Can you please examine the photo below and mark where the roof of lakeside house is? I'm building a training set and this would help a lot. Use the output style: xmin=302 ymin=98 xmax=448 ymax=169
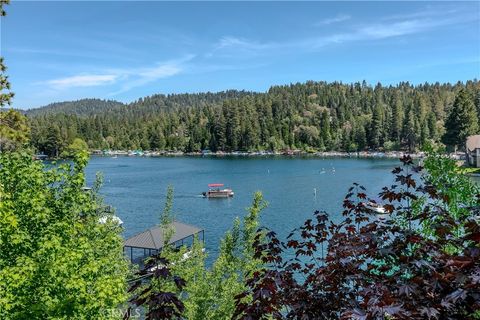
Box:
xmin=466 ymin=135 xmax=480 ymax=152
xmin=124 ymin=221 xmax=203 ymax=250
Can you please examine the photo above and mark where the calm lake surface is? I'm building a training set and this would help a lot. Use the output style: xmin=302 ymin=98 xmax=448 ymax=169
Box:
xmin=85 ymin=156 xmax=398 ymax=262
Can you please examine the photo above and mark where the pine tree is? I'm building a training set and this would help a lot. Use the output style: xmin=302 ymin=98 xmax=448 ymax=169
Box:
xmin=209 ymin=111 xmax=226 ymax=152
xmin=43 ymin=124 xmax=63 ymax=157
xmin=442 ymin=89 xmax=479 ymax=150
xmin=427 ymin=113 xmax=437 ymax=141
xmin=403 ymin=108 xmax=417 ymax=152
xmin=319 ymin=111 xmax=331 ymax=149
xmin=369 ymin=104 xmax=383 ymax=149
xmin=391 ymin=93 xmax=404 ymax=144
xmin=353 ymin=124 xmax=367 ymax=151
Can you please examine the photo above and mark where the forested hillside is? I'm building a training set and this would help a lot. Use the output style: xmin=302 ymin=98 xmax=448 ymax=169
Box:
xmin=26 ymin=91 xmax=253 ymax=117
xmin=25 ymin=99 xmax=125 ymax=116
xmin=28 ymin=81 xmax=480 ymax=156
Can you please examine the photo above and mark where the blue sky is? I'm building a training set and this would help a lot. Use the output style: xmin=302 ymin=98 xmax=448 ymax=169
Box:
xmin=2 ymin=1 xmax=479 ymax=109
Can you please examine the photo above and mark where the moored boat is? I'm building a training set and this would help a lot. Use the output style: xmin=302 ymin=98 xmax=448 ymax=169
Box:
xmin=363 ymin=201 xmax=390 ymax=220
xmin=203 ymin=183 xmax=234 ymax=198
xmin=365 ymin=201 xmax=386 ymax=214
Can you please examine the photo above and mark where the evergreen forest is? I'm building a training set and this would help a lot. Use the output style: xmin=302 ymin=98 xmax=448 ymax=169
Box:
xmin=26 ymin=80 xmax=480 ymax=156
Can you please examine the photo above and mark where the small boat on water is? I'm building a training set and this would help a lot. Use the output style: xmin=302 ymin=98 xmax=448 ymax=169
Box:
xmin=365 ymin=201 xmax=386 ymax=214
xmin=203 ymin=183 xmax=234 ymax=198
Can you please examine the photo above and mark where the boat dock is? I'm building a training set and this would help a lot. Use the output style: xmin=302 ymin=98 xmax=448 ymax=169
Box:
xmin=123 ymin=221 xmax=204 ymax=264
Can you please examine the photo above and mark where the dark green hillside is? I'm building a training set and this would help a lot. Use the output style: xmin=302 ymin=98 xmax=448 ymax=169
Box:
xmin=26 ymin=99 xmax=125 ymax=117
xmin=26 ymin=90 xmax=255 ymax=117
xmin=28 ymin=80 xmax=480 ymax=155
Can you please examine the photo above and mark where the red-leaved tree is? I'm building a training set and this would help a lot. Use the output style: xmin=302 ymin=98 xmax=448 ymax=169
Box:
xmin=234 ymin=156 xmax=480 ymax=319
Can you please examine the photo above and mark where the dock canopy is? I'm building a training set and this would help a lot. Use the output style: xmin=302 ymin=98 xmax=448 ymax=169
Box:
xmin=124 ymin=221 xmax=203 ymax=250
xmin=208 ymin=183 xmax=224 ymax=187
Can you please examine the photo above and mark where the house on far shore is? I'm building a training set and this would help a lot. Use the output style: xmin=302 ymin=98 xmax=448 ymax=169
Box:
xmin=466 ymin=135 xmax=480 ymax=168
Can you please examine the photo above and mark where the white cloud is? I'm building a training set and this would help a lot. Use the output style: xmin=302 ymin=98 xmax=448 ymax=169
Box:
xmin=45 ymin=55 xmax=194 ymax=93
xmin=47 ymin=74 xmax=118 ymax=89
xmin=315 ymin=14 xmax=351 ymax=26
xmin=210 ymin=7 xmax=478 ymax=55
xmin=137 ymin=64 xmax=181 ymax=79
xmin=108 ymin=55 xmax=195 ymax=95
xmin=306 ymin=19 xmax=436 ymax=47
xmin=357 ymin=19 xmax=448 ymax=40
xmin=381 ymin=6 xmax=461 ymax=22
xmin=208 ymin=36 xmax=273 ymax=57
xmin=216 ymin=36 xmax=251 ymax=49
xmin=214 ymin=11 xmax=454 ymax=54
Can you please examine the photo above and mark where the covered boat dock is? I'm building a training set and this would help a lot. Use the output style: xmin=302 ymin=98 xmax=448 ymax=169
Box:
xmin=124 ymin=221 xmax=204 ymax=264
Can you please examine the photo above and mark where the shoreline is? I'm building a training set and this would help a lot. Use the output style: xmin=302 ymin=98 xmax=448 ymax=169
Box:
xmin=90 ymin=150 xmax=427 ymax=159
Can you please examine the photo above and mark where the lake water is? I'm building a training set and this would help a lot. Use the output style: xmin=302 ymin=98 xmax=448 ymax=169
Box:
xmin=85 ymin=156 xmax=398 ymax=262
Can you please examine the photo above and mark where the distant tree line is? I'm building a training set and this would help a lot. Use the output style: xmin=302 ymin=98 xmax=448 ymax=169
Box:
xmin=26 ymin=80 xmax=480 ymax=156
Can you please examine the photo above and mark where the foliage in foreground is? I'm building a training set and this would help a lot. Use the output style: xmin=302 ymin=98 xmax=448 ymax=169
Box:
xmin=0 ymin=152 xmax=129 ymax=319
xmin=127 ymin=192 xmax=268 ymax=320
xmin=234 ymin=155 xmax=480 ymax=319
